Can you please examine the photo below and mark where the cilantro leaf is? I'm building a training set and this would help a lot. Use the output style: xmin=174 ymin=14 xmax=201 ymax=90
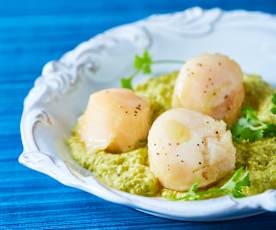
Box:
xmin=120 ymin=77 xmax=133 ymax=90
xmin=241 ymin=108 xmax=265 ymax=127
xmin=231 ymin=107 xmax=276 ymax=142
xmin=232 ymin=118 xmax=264 ymax=142
xmin=134 ymin=50 xmax=152 ymax=74
xmin=220 ymin=167 xmax=250 ymax=198
xmin=121 ymin=50 xmax=153 ymax=89
xmin=174 ymin=167 xmax=250 ymax=201
xmin=176 ymin=183 xmax=201 ymax=201
xmin=232 ymin=108 xmax=266 ymax=142
xmin=120 ymin=49 xmax=184 ymax=89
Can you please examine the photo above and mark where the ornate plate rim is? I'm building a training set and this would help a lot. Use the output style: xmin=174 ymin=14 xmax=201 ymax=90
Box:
xmin=19 ymin=7 xmax=276 ymax=221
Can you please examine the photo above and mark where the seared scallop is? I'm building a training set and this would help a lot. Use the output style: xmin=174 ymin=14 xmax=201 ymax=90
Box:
xmin=77 ymin=88 xmax=151 ymax=153
xmin=148 ymin=108 xmax=236 ymax=191
xmin=173 ymin=53 xmax=244 ymax=125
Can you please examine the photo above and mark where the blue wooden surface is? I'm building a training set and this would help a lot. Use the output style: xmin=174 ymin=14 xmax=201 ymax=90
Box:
xmin=1 ymin=0 xmax=276 ymax=229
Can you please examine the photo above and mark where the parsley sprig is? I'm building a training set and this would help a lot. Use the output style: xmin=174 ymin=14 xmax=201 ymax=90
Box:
xmin=121 ymin=50 xmax=183 ymax=89
xmin=173 ymin=167 xmax=250 ymax=201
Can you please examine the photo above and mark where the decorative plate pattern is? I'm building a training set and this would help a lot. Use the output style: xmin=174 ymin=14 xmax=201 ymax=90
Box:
xmin=19 ymin=7 xmax=276 ymax=221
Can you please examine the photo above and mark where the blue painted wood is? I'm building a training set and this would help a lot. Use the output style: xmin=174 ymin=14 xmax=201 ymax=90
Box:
xmin=1 ymin=0 xmax=276 ymax=228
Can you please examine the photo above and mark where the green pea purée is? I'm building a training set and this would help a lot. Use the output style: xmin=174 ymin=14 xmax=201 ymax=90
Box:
xmin=67 ymin=72 xmax=276 ymax=198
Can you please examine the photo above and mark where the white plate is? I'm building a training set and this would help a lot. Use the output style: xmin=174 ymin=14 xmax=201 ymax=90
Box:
xmin=19 ymin=7 xmax=276 ymax=221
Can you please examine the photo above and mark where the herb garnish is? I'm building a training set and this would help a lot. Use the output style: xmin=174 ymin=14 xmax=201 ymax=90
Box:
xmin=231 ymin=105 xmax=276 ymax=142
xmin=121 ymin=50 xmax=183 ymax=89
xmin=170 ymin=167 xmax=250 ymax=201
xmin=220 ymin=167 xmax=250 ymax=198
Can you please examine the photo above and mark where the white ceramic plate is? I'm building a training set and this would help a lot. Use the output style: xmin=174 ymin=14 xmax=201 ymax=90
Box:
xmin=19 ymin=7 xmax=276 ymax=221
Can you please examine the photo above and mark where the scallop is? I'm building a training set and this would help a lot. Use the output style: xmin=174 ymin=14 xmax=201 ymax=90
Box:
xmin=148 ymin=108 xmax=236 ymax=191
xmin=77 ymin=88 xmax=151 ymax=153
xmin=173 ymin=53 xmax=245 ymax=125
